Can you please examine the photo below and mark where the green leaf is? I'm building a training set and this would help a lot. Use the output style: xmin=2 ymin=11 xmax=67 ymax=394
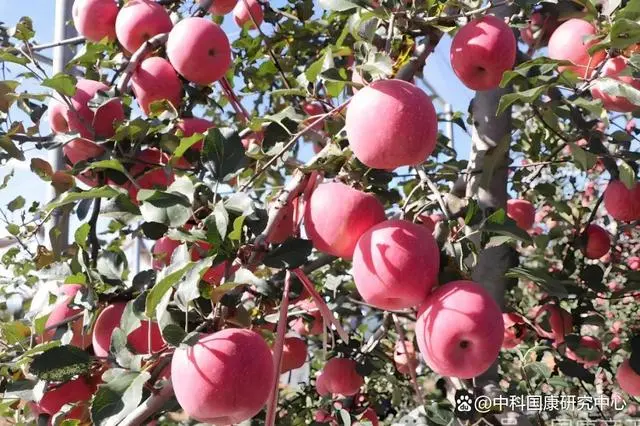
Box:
xmin=610 ymin=18 xmax=640 ymax=48
xmin=30 ymin=346 xmax=91 ymax=382
xmin=595 ymin=77 xmax=640 ymax=107
xmin=483 ymin=217 xmax=533 ymax=244
xmin=228 ymin=215 xmax=245 ymax=241
xmin=41 ymin=73 xmax=77 ymax=97
xmin=0 ymin=135 xmax=25 ymax=161
xmin=161 ymin=324 xmax=186 ymax=346
xmin=46 ymin=186 xmax=123 ymax=210
xmin=138 ymin=189 xmax=190 ymax=208
xmin=569 ymin=143 xmax=597 ymax=171
xmin=0 ymin=50 xmax=29 ymax=65
xmin=90 ymin=370 xmax=151 ymax=426
xmin=172 ymin=134 xmax=203 ymax=158
xmin=9 ymin=17 xmax=35 ymax=42
xmin=497 ymin=86 xmax=548 ymax=115
xmin=523 ymin=361 xmax=551 ymax=379
xmin=74 ymin=223 xmax=90 ymax=250
xmin=7 ymin=195 xmax=25 ymax=212
xmin=619 ymin=161 xmax=636 ymax=190
xmin=263 ymin=238 xmax=313 ymax=269
xmin=318 ymin=0 xmax=357 ymax=10
xmin=0 ymin=321 xmax=31 ymax=345
xmin=145 ymin=265 xmax=191 ymax=318
xmin=89 ymin=159 xmax=124 ymax=173
xmin=506 ymin=267 xmax=569 ymax=299
xmin=201 ymin=128 xmax=246 ymax=182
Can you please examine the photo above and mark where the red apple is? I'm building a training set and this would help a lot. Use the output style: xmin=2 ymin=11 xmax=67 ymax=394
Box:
xmin=582 ymin=224 xmax=610 ymax=259
xmin=520 ymin=12 xmax=558 ymax=48
xmin=316 ymin=358 xmax=364 ymax=396
xmin=304 ymin=181 xmax=386 ymax=259
xmin=268 ymin=200 xmax=296 ymax=244
xmin=115 ymin=0 xmax=173 ymax=53
xmin=38 ymin=376 xmax=93 ymax=420
xmin=565 ymin=336 xmax=603 ymax=368
xmin=548 ymin=19 xmax=605 ymax=79
xmin=415 ymin=280 xmax=504 ymax=379
xmin=127 ymin=148 xmax=175 ymax=202
xmin=627 ymin=256 xmax=640 ymax=271
xmin=352 ymin=219 xmax=440 ymax=310
xmin=279 ymin=337 xmax=307 ymax=373
xmin=617 ymin=359 xmax=640 ymax=396
xmin=450 ymin=15 xmax=516 ymax=90
xmin=63 ymin=138 xmax=105 ymax=165
xmin=345 ymin=79 xmax=437 ymax=170
xmin=131 ymin=57 xmax=183 ymax=115
xmin=502 ymin=312 xmax=528 ymax=349
xmin=533 ymin=303 xmax=572 ymax=343
xmin=190 ymin=240 xmax=235 ymax=285
xmin=152 ymin=236 xmax=181 ymax=270
xmin=290 ymin=299 xmax=323 ymax=336
xmin=394 ymin=340 xmax=417 ymax=375
xmin=591 ymin=57 xmax=640 ymax=112
xmin=92 ymin=301 xmax=165 ymax=357
xmin=166 ymin=17 xmax=231 ymax=86
xmin=44 ymin=285 xmax=91 ymax=349
xmin=506 ymin=199 xmax=535 ymax=230
xmin=233 ymin=0 xmax=264 ymax=29
xmin=171 ymin=328 xmax=274 ymax=424
xmin=201 ymin=0 xmax=237 ymax=15
xmin=604 ymin=180 xmax=640 ymax=222
xmin=72 ymin=0 xmax=118 ymax=42
xmin=302 ymin=102 xmax=325 ymax=131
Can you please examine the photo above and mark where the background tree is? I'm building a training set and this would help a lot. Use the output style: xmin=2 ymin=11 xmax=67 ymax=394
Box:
xmin=0 ymin=0 xmax=639 ymax=425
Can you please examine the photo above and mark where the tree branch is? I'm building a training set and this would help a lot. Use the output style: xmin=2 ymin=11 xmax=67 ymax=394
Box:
xmin=115 ymin=33 xmax=170 ymax=94
xmin=119 ymin=381 xmax=175 ymax=426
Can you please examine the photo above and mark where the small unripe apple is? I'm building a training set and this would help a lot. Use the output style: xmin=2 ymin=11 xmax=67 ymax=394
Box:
xmin=506 ymin=199 xmax=535 ymax=230
xmin=171 ymin=328 xmax=274 ymax=424
xmin=548 ymin=19 xmax=605 ymax=78
xmin=166 ymin=17 xmax=231 ymax=86
xmin=304 ymin=181 xmax=386 ymax=259
xmin=502 ymin=312 xmax=528 ymax=349
xmin=72 ymin=0 xmax=118 ymax=42
xmin=604 ymin=180 xmax=640 ymax=222
xmin=131 ymin=57 xmax=183 ymax=115
xmin=617 ymin=359 xmax=640 ymax=396
xmin=533 ymin=303 xmax=572 ymax=343
xmin=591 ymin=57 xmax=640 ymax=112
xmin=38 ymin=376 xmax=93 ymax=420
xmin=279 ymin=337 xmax=307 ymax=373
xmin=582 ymin=224 xmax=610 ymax=259
xmin=415 ymin=280 xmax=504 ymax=379
xmin=450 ymin=15 xmax=516 ymax=90
xmin=233 ymin=0 xmax=264 ymax=29
xmin=44 ymin=285 xmax=92 ymax=349
xmin=92 ymin=302 xmax=165 ymax=357
xmin=115 ymin=0 xmax=173 ymax=53
xmin=394 ymin=340 xmax=417 ymax=375
xmin=565 ymin=336 xmax=603 ymax=368
xmin=316 ymin=358 xmax=364 ymax=396
xmin=290 ymin=299 xmax=323 ymax=336
xmin=353 ymin=219 xmax=440 ymax=310
xmin=345 ymin=79 xmax=437 ymax=170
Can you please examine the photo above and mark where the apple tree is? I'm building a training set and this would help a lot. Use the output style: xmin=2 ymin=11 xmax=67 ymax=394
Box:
xmin=0 ymin=0 xmax=639 ymax=424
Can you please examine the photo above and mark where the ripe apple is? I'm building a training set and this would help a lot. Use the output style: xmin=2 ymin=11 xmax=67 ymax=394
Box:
xmin=268 ymin=200 xmax=296 ymax=244
xmin=38 ymin=376 xmax=93 ymax=420
xmin=173 ymin=117 xmax=214 ymax=168
xmin=44 ymin=285 xmax=92 ymax=349
xmin=290 ymin=299 xmax=323 ymax=336
xmin=171 ymin=328 xmax=274 ymax=424
xmin=617 ymin=359 xmax=640 ymax=396
xmin=450 ymin=15 xmax=516 ymax=90
xmin=199 ymin=0 xmax=237 ymax=15
xmin=316 ymin=358 xmax=364 ymax=396
xmin=63 ymin=138 xmax=105 ymax=166
xmin=190 ymin=240 xmax=235 ymax=285
xmin=304 ymin=181 xmax=386 ymax=259
xmin=394 ymin=340 xmax=417 ymax=375
xmin=355 ymin=408 xmax=379 ymax=426
xmin=166 ymin=17 xmax=231 ymax=86
xmin=533 ymin=303 xmax=572 ymax=343
xmin=48 ymin=79 xmax=125 ymax=139
xmin=115 ymin=0 xmax=173 ymax=53
xmin=604 ymin=180 xmax=640 ymax=222
xmin=415 ymin=280 xmax=504 ymax=378
xmin=502 ymin=312 xmax=528 ymax=349
xmin=92 ymin=301 xmax=165 ymax=357
xmin=233 ymin=0 xmax=264 ymax=29
xmin=520 ymin=12 xmax=558 ymax=49
xmin=130 ymin=57 xmax=183 ymax=115
xmin=582 ymin=224 xmax=610 ymax=259
xmin=591 ymin=57 xmax=640 ymax=112
xmin=72 ymin=0 xmax=118 ymax=42
xmin=345 ymin=79 xmax=437 ymax=169
xmin=314 ymin=409 xmax=336 ymax=423
xmin=565 ymin=336 xmax=603 ymax=368
xmin=302 ymin=101 xmax=325 ymax=131
xmin=627 ymin=256 xmax=640 ymax=271
xmin=126 ymin=148 xmax=175 ymax=202
xmin=506 ymin=199 xmax=535 ymax=230
xmin=548 ymin=19 xmax=605 ymax=78
xmin=352 ymin=219 xmax=440 ymax=310
xmin=279 ymin=336 xmax=307 ymax=373
xmin=151 ymin=236 xmax=181 ymax=270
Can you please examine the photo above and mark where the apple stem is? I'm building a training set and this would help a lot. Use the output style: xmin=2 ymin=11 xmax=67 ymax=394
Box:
xmin=293 ymin=268 xmax=349 ymax=343
xmin=264 ymin=270 xmax=292 ymax=426
xmin=392 ymin=313 xmax=425 ymax=406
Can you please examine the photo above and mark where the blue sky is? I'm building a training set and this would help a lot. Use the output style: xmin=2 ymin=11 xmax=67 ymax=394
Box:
xmin=0 ymin=1 xmax=474 ymax=241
